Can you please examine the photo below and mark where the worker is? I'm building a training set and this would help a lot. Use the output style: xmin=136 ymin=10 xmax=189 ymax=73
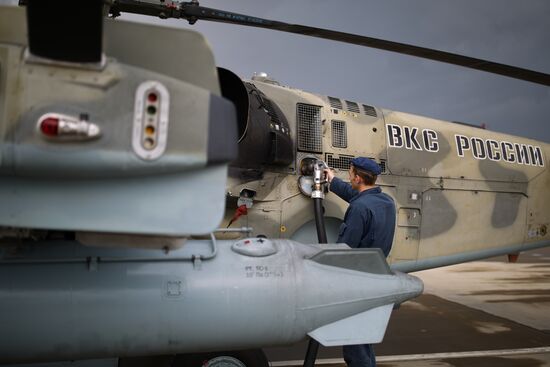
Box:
xmin=324 ymin=157 xmax=396 ymax=367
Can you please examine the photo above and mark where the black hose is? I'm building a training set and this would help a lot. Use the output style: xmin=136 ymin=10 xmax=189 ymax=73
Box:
xmin=313 ymin=198 xmax=328 ymax=244
xmin=303 ymin=197 xmax=328 ymax=367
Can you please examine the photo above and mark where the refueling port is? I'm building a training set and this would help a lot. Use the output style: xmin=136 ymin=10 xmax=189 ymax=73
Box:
xmin=227 ymin=189 xmax=257 ymax=228
xmin=298 ymin=157 xmax=328 ymax=198
xmin=300 ymin=157 xmax=317 ymax=176
xmin=312 ymin=160 xmax=328 ymax=199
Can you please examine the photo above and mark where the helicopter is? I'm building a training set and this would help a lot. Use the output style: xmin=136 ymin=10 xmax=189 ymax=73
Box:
xmin=215 ymin=67 xmax=549 ymax=272
xmin=0 ymin=1 xmax=548 ymax=367
xmin=129 ymin=1 xmax=550 ymax=271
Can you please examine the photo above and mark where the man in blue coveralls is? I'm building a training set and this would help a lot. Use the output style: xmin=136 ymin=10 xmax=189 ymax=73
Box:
xmin=324 ymin=157 xmax=396 ymax=367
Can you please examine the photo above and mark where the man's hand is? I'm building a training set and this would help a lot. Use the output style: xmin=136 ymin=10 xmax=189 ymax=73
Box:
xmin=324 ymin=168 xmax=335 ymax=183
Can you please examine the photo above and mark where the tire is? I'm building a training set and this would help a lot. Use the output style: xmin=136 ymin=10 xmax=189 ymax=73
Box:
xmin=171 ymin=349 xmax=268 ymax=367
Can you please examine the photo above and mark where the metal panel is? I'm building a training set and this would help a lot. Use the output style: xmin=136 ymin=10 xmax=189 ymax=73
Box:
xmin=309 ymin=248 xmax=391 ymax=275
xmin=296 ymin=103 xmax=322 ymax=153
xmin=0 ymin=166 xmax=229 ymax=236
xmin=104 ymin=18 xmax=220 ymax=94
xmin=398 ymin=208 xmax=421 ymax=227
xmin=419 ymin=189 xmax=528 ymax=257
xmin=309 ymin=304 xmax=393 ymax=346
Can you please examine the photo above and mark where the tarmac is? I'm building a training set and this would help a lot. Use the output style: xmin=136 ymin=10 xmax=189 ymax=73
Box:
xmin=265 ymin=247 xmax=550 ymax=367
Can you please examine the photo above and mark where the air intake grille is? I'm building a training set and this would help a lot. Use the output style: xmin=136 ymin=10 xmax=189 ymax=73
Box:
xmin=331 ymin=120 xmax=347 ymax=148
xmin=362 ymin=104 xmax=377 ymax=117
xmin=326 ymin=154 xmax=387 ymax=174
xmin=326 ymin=154 xmax=354 ymax=170
xmin=297 ymin=103 xmax=322 ymax=153
xmin=346 ymin=100 xmax=360 ymax=113
xmin=328 ymin=96 xmax=343 ymax=110
xmin=379 ymin=159 xmax=386 ymax=174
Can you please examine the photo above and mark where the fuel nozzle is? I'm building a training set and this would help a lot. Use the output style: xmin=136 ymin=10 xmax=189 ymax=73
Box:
xmin=298 ymin=157 xmax=328 ymax=198
xmin=312 ymin=160 xmax=328 ymax=199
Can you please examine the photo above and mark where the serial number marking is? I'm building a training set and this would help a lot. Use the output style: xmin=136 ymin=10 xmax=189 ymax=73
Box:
xmin=244 ymin=265 xmax=284 ymax=279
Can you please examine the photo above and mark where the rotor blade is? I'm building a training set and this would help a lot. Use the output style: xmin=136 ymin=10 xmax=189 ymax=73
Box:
xmin=110 ymin=1 xmax=550 ymax=86
xmin=182 ymin=5 xmax=550 ymax=86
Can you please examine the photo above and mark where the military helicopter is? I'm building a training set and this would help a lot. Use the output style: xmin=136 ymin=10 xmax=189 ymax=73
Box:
xmin=166 ymin=2 xmax=549 ymax=272
xmin=218 ymin=66 xmax=549 ymax=272
xmin=0 ymin=1 xmax=548 ymax=367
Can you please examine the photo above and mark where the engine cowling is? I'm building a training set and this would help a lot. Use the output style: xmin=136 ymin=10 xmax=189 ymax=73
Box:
xmin=218 ymin=68 xmax=293 ymax=170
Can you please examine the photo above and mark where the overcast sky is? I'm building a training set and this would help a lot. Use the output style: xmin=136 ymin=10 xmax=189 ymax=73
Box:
xmin=4 ymin=0 xmax=548 ymax=143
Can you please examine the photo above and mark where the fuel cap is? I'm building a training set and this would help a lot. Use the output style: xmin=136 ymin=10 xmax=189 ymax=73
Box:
xmin=232 ymin=238 xmax=277 ymax=257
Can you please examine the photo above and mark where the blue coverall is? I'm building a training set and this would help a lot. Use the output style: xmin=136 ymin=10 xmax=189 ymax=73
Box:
xmin=329 ymin=177 xmax=396 ymax=367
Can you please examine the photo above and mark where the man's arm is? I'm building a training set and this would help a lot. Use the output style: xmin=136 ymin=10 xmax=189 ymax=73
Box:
xmin=328 ymin=177 xmax=357 ymax=202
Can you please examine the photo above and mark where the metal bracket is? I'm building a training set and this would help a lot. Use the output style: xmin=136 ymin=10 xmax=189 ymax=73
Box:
xmin=192 ymin=255 xmax=202 ymax=270
xmin=87 ymin=256 xmax=99 ymax=271
xmin=214 ymin=227 xmax=254 ymax=234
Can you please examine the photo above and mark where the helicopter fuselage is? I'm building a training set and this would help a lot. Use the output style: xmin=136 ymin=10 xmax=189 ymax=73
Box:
xmin=222 ymin=76 xmax=550 ymax=272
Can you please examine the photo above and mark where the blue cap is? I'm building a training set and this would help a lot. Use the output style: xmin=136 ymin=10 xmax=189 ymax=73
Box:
xmin=351 ymin=157 xmax=382 ymax=175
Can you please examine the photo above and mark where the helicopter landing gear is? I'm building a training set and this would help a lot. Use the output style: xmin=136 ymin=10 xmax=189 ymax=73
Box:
xmin=171 ymin=349 xmax=268 ymax=367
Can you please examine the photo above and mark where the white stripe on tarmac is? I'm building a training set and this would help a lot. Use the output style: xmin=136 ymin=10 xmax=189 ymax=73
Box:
xmin=269 ymin=346 xmax=550 ymax=366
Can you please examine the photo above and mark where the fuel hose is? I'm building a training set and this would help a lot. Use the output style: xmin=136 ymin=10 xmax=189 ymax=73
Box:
xmin=313 ymin=198 xmax=328 ymax=243
xmin=304 ymin=182 xmax=328 ymax=367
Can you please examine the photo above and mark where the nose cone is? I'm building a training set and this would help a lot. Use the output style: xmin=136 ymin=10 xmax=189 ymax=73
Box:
xmin=395 ymin=271 xmax=424 ymax=304
xmin=407 ymin=273 xmax=424 ymax=296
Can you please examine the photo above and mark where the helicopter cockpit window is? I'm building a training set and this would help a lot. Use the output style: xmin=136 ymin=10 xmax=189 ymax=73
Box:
xmin=296 ymin=103 xmax=322 ymax=153
xmin=331 ymin=120 xmax=347 ymax=148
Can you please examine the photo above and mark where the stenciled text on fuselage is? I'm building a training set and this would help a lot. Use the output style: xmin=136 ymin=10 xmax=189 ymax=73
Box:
xmin=386 ymin=124 xmax=545 ymax=167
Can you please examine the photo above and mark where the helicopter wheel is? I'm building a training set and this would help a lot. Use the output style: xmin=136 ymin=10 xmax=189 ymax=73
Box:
xmin=171 ymin=349 xmax=268 ymax=367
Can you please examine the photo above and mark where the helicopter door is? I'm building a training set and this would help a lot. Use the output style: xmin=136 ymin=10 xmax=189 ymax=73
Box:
xmin=389 ymin=206 xmax=421 ymax=262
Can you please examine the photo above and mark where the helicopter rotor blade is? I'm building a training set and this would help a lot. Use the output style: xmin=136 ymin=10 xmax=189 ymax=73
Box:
xmin=110 ymin=1 xmax=550 ymax=86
